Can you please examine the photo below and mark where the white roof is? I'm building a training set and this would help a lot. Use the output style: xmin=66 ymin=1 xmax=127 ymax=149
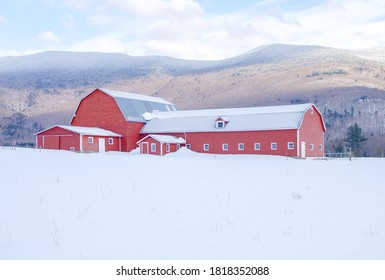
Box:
xmin=137 ymin=134 xmax=186 ymax=144
xmin=142 ymin=103 xmax=319 ymax=133
xmin=100 ymin=88 xmax=174 ymax=105
xmin=38 ymin=125 xmax=122 ymax=137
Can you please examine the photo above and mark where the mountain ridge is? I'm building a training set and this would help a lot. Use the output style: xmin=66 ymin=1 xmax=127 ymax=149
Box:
xmin=1 ymin=43 xmax=385 ymax=155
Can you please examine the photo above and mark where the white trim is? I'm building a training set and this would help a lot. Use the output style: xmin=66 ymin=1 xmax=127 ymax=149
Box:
xmin=296 ymin=129 xmax=300 ymax=157
xmin=151 ymin=143 xmax=156 ymax=153
xmin=222 ymin=143 xmax=228 ymax=151
xmin=310 ymin=144 xmax=314 ymax=150
xmin=186 ymin=144 xmax=191 ymax=149
xmin=166 ymin=143 xmax=170 ymax=153
xmin=203 ymin=144 xmax=209 ymax=151
xmin=88 ymin=136 xmax=94 ymax=144
xmin=80 ymin=134 xmax=83 ymax=152
xmin=108 ymin=138 xmax=113 ymax=145
xmin=271 ymin=142 xmax=277 ymax=150
xmin=238 ymin=143 xmax=244 ymax=151
xmin=254 ymin=143 xmax=261 ymax=151
xmin=288 ymin=142 xmax=294 ymax=150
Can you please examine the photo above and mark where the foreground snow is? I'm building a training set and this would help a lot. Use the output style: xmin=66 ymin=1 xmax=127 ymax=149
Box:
xmin=0 ymin=147 xmax=384 ymax=259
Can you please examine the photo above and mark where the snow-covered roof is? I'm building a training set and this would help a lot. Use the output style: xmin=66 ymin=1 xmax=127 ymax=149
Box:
xmin=36 ymin=125 xmax=122 ymax=137
xmin=142 ymin=103 xmax=318 ymax=133
xmin=137 ymin=134 xmax=186 ymax=144
xmin=93 ymin=88 xmax=176 ymax=123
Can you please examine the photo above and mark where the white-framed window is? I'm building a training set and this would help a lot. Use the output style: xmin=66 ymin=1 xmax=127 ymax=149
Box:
xmin=88 ymin=137 xmax=94 ymax=144
xmin=216 ymin=121 xmax=225 ymax=128
xmin=238 ymin=143 xmax=244 ymax=150
xmin=70 ymin=147 xmax=75 ymax=151
xmin=254 ymin=143 xmax=261 ymax=150
xmin=288 ymin=142 xmax=294 ymax=150
xmin=310 ymin=107 xmax=314 ymax=114
xmin=310 ymin=144 xmax=314 ymax=150
xmin=203 ymin=144 xmax=209 ymax=151
xmin=166 ymin=143 xmax=170 ymax=152
xmin=108 ymin=138 xmax=113 ymax=145
xmin=222 ymin=143 xmax=228 ymax=151
xmin=176 ymin=144 xmax=181 ymax=150
xmin=271 ymin=142 xmax=277 ymax=150
xmin=151 ymin=143 xmax=156 ymax=152
xmin=319 ymin=144 xmax=323 ymax=151
xmin=186 ymin=144 xmax=191 ymax=149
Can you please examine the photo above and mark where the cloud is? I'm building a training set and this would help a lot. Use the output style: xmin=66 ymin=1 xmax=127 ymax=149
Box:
xmin=87 ymin=14 xmax=113 ymax=26
xmin=62 ymin=14 xmax=76 ymax=29
xmin=37 ymin=31 xmax=61 ymax=43
xmin=106 ymin=0 xmax=203 ymax=17
xmin=0 ymin=15 xmax=7 ymax=24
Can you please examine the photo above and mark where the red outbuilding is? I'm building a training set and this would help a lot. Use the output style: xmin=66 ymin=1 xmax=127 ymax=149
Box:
xmin=140 ymin=103 xmax=326 ymax=158
xmin=137 ymin=134 xmax=186 ymax=155
xmin=70 ymin=88 xmax=176 ymax=152
xmin=35 ymin=125 xmax=121 ymax=152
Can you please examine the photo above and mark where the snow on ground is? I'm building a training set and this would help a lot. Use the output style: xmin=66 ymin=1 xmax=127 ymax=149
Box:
xmin=0 ymin=147 xmax=384 ymax=259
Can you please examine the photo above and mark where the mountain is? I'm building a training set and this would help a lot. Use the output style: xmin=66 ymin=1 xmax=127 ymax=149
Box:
xmin=1 ymin=44 xmax=385 ymax=155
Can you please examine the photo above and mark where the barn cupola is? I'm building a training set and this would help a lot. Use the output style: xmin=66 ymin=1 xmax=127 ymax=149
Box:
xmin=215 ymin=117 xmax=229 ymax=128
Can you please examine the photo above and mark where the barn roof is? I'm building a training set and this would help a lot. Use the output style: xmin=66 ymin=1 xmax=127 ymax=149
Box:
xmin=137 ymin=134 xmax=186 ymax=144
xmin=99 ymin=88 xmax=176 ymax=122
xmin=36 ymin=125 xmax=122 ymax=137
xmin=141 ymin=103 xmax=324 ymax=133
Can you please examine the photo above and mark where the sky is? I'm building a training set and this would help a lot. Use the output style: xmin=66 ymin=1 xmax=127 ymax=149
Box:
xmin=0 ymin=0 xmax=384 ymax=60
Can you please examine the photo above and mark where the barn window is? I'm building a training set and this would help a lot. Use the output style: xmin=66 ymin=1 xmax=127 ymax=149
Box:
xmin=203 ymin=144 xmax=209 ymax=151
xmin=288 ymin=142 xmax=294 ymax=150
xmin=222 ymin=143 xmax=228 ymax=151
xmin=216 ymin=121 xmax=225 ymax=128
xmin=166 ymin=143 xmax=170 ymax=152
xmin=88 ymin=137 xmax=94 ymax=144
xmin=176 ymin=144 xmax=181 ymax=150
xmin=271 ymin=142 xmax=277 ymax=150
xmin=186 ymin=144 xmax=191 ymax=149
xmin=310 ymin=144 xmax=314 ymax=150
xmin=254 ymin=143 xmax=261 ymax=150
xmin=151 ymin=143 xmax=156 ymax=152
xmin=70 ymin=147 xmax=75 ymax=151
xmin=319 ymin=144 xmax=323 ymax=151
xmin=238 ymin=143 xmax=244 ymax=150
xmin=108 ymin=138 xmax=113 ymax=145
xmin=310 ymin=107 xmax=314 ymax=114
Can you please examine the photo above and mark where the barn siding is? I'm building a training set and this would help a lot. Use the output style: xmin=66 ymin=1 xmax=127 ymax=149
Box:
xmin=71 ymin=89 xmax=141 ymax=152
xmin=81 ymin=135 xmax=120 ymax=152
xmin=36 ymin=126 xmax=80 ymax=151
xmin=141 ymin=129 xmax=298 ymax=156
xmin=299 ymin=106 xmax=325 ymax=157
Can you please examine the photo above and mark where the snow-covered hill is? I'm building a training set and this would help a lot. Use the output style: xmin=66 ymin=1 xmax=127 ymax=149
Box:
xmin=1 ymin=147 xmax=384 ymax=259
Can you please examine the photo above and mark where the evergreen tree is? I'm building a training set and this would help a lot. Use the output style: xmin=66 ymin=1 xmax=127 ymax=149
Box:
xmin=344 ymin=123 xmax=367 ymax=156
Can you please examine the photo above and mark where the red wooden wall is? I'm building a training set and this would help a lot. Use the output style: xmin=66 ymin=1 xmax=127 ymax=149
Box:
xmin=298 ymin=106 xmax=325 ymax=157
xmin=36 ymin=126 xmax=80 ymax=151
xmin=71 ymin=89 xmax=144 ymax=152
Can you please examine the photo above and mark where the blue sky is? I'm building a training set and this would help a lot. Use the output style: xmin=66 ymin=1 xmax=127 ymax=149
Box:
xmin=0 ymin=0 xmax=384 ymax=59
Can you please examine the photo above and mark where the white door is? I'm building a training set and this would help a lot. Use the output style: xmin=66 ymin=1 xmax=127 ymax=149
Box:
xmin=99 ymin=138 xmax=106 ymax=152
xmin=301 ymin=141 xmax=306 ymax=158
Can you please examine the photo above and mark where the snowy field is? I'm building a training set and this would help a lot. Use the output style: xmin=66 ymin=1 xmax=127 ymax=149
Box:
xmin=0 ymin=147 xmax=384 ymax=260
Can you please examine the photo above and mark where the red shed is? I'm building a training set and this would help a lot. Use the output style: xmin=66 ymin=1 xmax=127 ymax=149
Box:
xmin=70 ymin=88 xmax=176 ymax=152
xmin=137 ymin=134 xmax=186 ymax=155
xmin=35 ymin=125 xmax=122 ymax=152
xmin=141 ymin=103 xmax=326 ymax=157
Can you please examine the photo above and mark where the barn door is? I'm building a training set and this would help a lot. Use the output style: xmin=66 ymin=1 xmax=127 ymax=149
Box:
xmin=301 ymin=141 xmax=306 ymax=158
xmin=141 ymin=142 xmax=149 ymax=154
xmin=99 ymin=138 xmax=106 ymax=152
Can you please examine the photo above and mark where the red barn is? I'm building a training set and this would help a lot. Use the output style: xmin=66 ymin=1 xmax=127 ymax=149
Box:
xmin=35 ymin=88 xmax=325 ymax=157
xmin=137 ymin=134 xmax=186 ymax=155
xmin=35 ymin=125 xmax=121 ymax=152
xmin=70 ymin=88 xmax=176 ymax=152
xmin=140 ymin=103 xmax=326 ymax=157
